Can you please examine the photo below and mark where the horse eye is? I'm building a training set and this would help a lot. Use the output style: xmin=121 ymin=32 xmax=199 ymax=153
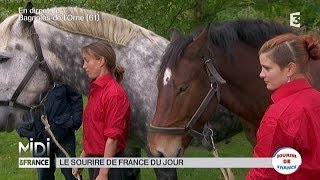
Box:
xmin=177 ymin=84 xmax=189 ymax=95
xmin=0 ymin=56 xmax=10 ymax=63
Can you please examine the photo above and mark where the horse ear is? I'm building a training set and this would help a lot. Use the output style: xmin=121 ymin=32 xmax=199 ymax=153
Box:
xmin=22 ymin=2 xmax=35 ymax=27
xmin=170 ymin=28 xmax=181 ymax=42
xmin=193 ymin=24 xmax=209 ymax=42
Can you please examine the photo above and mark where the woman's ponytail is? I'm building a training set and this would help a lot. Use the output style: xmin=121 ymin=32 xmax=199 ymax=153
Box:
xmin=302 ymin=35 xmax=320 ymax=60
xmin=114 ymin=65 xmax=125 ymax=82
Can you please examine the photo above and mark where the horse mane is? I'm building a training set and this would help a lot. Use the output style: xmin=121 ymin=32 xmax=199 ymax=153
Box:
xmin=159 ymin=19 xmax=295 ymax=74
xmin=39 ymin=7 xmax=158 ymax=46
xmin=0 ymin=7 xmax=161 ymax=47
xmin=0 ymin=14 xmax=20 ymax=47
xmin=208 ymin=19 xmax=295 ymax=57
xmin=158 ymin=35 xmax=193 ymax=76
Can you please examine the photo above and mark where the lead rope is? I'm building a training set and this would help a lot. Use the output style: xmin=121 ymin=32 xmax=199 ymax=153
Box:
xmin=204 ymin=128 xmax=234 ymax=180
xmin=41 ymin=115 xmax=82 ymax=180
xmin=211 ymin=148 xmax=234 ymax=180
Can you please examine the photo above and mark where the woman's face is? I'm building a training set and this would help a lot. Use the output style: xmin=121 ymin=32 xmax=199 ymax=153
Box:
xmin=259 ymin=53 xmax=289 ymax=91
xmin=82 ymin=50 xmax=102 ymax=80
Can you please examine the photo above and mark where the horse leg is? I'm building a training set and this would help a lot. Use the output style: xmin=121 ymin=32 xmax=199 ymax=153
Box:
xmin=123 ymin=146 xmax=141 ymax=179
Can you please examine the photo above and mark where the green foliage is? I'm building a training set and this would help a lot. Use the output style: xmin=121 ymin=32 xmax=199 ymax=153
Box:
xmin=0 ymin=0 xmax=319 ymax=37
xmin=214 ymin=6 xmax=266 ymax=21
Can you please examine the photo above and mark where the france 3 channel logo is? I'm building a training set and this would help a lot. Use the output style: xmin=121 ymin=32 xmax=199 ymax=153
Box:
xmin=290 ymin=12 xmax=301 ymax=28
xmin=18 ymin=138 xmax=50 ymax=168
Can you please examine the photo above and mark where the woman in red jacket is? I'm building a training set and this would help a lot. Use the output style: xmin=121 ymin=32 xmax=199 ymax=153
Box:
xmin=247 ymin=34 xmax=320 ymax=179
xmin=73 ymin=41 xmax=131 ymax=180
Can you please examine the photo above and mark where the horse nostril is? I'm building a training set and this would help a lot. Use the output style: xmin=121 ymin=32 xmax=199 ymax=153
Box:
xmin=157 ymin=150 xmax=165 ymax=157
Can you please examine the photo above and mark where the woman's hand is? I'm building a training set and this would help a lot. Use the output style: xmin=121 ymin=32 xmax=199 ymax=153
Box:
xmin=96 ymin=168 xmax=109 ymax=180
xmin=72 ymin=167 xmax=83 ymax=179
xmin=95 ymin=172 xmax=108 ymax=180
xmin=72 ymin=150 xmax=86 ymax=179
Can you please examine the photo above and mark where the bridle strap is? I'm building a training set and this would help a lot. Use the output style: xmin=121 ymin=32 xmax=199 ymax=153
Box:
xmin=185 ymin=85 xmax=217 ymax=130
xmin=11 ymin=59 xmax=41 ymax=102
xmin=205 ymin=58 xmax=226 ymax=84
xmin=149 ymin=85 xmax=217 ymax=136
xmin=149 ymin=125 xmax=186 ymax=134
xmin=148 ymin=126 xmax=204 ymax=138
xmin=30 ymin=25 xmax=54 ymax=85
xmin=0 ymin=101 xmax=31 ymax=111
xmin=0 ymin=25 xmax=54 ymax=111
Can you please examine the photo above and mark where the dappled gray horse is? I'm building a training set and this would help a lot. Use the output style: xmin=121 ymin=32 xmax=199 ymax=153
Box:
xmin=0 ymin=6 xmax=175 ymax=179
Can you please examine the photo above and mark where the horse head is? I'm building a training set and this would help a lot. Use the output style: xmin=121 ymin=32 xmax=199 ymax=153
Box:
xmin=148 ymin=26 xmax=226 ymax=157
xmin=0 ymin=3 xmax=52 ymax=131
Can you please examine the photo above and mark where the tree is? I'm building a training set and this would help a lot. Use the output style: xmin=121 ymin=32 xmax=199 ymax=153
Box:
xmin=1 ymin=0 xmax=318 ymax=38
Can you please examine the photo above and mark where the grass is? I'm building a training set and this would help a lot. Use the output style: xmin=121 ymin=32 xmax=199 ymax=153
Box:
xmin=0 ymin=129 xmax=252 ymax=180
xmin=0 ymin=97 xmax=252 ymax=179
xmin=140 ymin=132 xmax=252 ymax=180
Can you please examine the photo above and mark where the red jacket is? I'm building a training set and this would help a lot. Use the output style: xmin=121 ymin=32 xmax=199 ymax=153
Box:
xmin=247 ymin=79 xmax=320 ymax=180
xmin=83 ymin=73 xmax=130 ymax=156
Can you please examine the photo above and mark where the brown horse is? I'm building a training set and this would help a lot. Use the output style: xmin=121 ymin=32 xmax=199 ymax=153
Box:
xmin=148 ymin=19 xmax=320 ymax=157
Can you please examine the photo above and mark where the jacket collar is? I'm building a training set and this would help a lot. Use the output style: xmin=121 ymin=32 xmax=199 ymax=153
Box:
xmin=271 ymin=78 xmax=312 ymax=103
xmin=91 ymin=73 xmax=113 ymax=88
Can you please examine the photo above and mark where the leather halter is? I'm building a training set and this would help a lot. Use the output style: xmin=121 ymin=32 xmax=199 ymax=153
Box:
xmin=0 ymin=25 xmax=54 ymax=111
xmin=149 ymin=56 xmax=226 ymax=139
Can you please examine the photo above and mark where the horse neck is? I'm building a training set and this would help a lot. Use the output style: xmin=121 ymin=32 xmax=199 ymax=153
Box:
xmin=217 ymin=43 xmax=271 ymax=127
xmin=35 ymin=20 xmax=169 ymax=97
xmin=35 ymin=20 xmax=96 ymax=95
xmin=220 ymin=84 xmax=270 ymax=126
